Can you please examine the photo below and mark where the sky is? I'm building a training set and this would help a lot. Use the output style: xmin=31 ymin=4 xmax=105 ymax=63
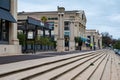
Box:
xmin=18 ymin=0 xmax=120 ymax=39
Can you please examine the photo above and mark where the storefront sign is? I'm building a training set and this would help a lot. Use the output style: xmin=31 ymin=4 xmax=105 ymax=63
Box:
xmin=27 ymin=31 xmax=34 ymax=39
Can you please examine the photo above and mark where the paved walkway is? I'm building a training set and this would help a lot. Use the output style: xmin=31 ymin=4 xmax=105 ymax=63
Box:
xmin=0 ymin=49 xmax=119 ymax=80
xmin=0 ymin=50 xmax=91 ymax=64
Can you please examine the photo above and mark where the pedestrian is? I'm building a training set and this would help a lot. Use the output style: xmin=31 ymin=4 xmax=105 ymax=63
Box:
xmin=94 ymin=42 xmax=96 ymax=50
xmin=90 ymin=43 xmax=93 ymax=50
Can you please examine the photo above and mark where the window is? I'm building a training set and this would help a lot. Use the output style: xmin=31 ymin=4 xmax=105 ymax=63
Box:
xmin=48 ymin=17 xmax=58 ymax=20
xmin=87 ymin=36 xmax=91 ymax=43
xmin=0 ymin=19 xmax=9 ymax=44
xmin=64 ymin=22 xmax=69 ymax=30
xmin=64 ymin=22 xmax=69 ymax=26
xmin=64 ymin=27 xmax=69 ymax=30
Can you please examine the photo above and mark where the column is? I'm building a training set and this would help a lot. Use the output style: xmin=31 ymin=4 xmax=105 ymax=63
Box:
xmin=57 ymin=7 xmax=65 ymax=52
xmin=69 ymin=21 xmax=75 ymax=51
xmin=8 ymin=0 xmax=21 ymax=54
xmin=9 ymin=0 xmax=19 ymax=45
xmin=90 ymin=34 xmax=94 ymax=50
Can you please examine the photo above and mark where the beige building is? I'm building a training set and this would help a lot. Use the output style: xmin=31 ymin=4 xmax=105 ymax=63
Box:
xmin=0 ymin=0 xmax=21 ymax=56
xmin=18 ymin=7 xmax=87 ymax=51
xmin=86 ymin=29 xmax=102 ymax=50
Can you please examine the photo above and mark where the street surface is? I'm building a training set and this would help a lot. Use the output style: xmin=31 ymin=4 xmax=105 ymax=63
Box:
xmin=0 ymin=50 xmax=90 ymax=64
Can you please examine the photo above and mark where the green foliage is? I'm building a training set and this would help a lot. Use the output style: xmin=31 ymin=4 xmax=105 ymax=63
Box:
xmin=35 ymin=36 xmax=56 ymax=47
xmin=74 ymin=37 xmax=82 ymax=43
xmin=17 ymin=32 xmax=26 ymax=45
xmin=17 ymin=32 xmax=56 ymax=47
xmin=27 ymin=40 xmax=34 ymax=44
xmin=41 ymin=37 xmax=50 ymax=45
xmin=74 ymin=37 xmax=79 ymax=42
xmin=74 ymin=37 xmax=82 ymax=46
xmin=41 ymin=16 xmax=47 ymax=22
xmin=53 ymin=41 xmax=57 ymax=47
xmin=101 ymin=32 xmax=120 ymax=49
xmin=113 ymin=39 xmax=120 ymax=49
xmin=35 ymin=35 xmax=42 ymax=45
xmin=101 ymin=32 xmax=112 ymax=47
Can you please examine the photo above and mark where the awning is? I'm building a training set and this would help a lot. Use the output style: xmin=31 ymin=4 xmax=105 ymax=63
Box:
xmin=27 ymin=17 xmax=52 ymax=30
xmin=0 ymin=9 xmax=16 ymax=23
xmin=80 ymin=37 xmax=87 ymax=42
xmin=64 ymin=31 xmax=70 ymax=36
xmin=27 ymin=17 xmax=41 ymax=26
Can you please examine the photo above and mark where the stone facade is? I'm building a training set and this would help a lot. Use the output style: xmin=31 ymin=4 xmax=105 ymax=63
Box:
xmin=18 ymin=7 xmax=87 ymax=51
xmin=86 ymin=29 xmax=102 ymax=50
xmin=57 ymin=7 xmax=65 ymax=52
xmin=0 ymin=0 xmax=21 ymax=56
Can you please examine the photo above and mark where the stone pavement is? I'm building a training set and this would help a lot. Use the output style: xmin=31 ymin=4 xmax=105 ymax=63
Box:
xmin=0 ymin=49 xmax=119 ymax=80
xmin=0 ymin=50 xmax=90 ymax=64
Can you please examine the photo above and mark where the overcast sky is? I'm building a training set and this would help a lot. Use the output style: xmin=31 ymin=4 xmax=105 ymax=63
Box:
xmin=18 ymin=0 xmax=120 ymax=39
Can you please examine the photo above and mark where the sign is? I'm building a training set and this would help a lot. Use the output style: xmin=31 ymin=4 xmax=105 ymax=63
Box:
xmin=40 ymin=22 xmax=44 ymax=26
xmin=47 ymin=22 xmax=54 ymax=29
xmin=27 ymin=31 xmax=34 ymax=39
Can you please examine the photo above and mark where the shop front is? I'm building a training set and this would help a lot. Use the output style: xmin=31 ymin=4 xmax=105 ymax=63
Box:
xmin=0 ymin=0 xmax=21 ymax=55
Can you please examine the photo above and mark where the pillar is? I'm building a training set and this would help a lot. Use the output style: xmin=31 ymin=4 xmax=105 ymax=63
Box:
xmin=100 ymin=35 xmax=102 ymax=49
xmin=9 ymin=0 xmax=21 ymax=54
xmin=57 ymin=7 xmax=65 ymax=52
xmin=90 ymin=35 xmax=94 ymax=50
xmin=9 ymin=0 xmax=19 ymax=45
xmin=69 ymin=21 xmax=75 ymax=51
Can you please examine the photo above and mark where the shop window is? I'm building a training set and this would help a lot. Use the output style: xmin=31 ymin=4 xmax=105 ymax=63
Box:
xmin=0 ymin=19 xmax=9 ymax=44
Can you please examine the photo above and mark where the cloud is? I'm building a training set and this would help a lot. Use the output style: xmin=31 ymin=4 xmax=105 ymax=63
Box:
xmin=108 ymin=14 xmax=120 ymax=22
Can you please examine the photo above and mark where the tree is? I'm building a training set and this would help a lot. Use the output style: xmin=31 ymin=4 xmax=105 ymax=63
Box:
xmin=35 ymin=35 xmax=42 ymax=45
xmin=17 ymin=32 xmax=26 ymax=45
xmin=101 ymin=32 xmax=113 ymax=47
xmin=101 ymin=32 xmax=120 ymax=49
xmin=74 ymin=37 xmax=82 ymax=50
xmin=113 ymin=39 xmax=120 ymax=49
xmin=41 ymin=16 xmax=47 ymax=22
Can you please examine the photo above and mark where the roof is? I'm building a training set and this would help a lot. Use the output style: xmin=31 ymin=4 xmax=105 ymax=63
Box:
xmin=18 ymin=10 xmax=85 ymax=15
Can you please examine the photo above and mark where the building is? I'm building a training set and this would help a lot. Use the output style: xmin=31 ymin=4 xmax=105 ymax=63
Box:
xmin=18 ymin=7 xmax=87 ymax=52
xmin=18 ymin=16 xmax=53 ymax=53
xmin=0 ymin=0 xmax=21 ymax=55
xmin=86 ymin=29 xmax=102 ymax=50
